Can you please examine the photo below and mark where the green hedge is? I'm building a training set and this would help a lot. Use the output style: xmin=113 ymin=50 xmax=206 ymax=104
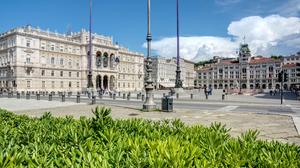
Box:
xmin=0 ymin=107 xmax=299 ymax=167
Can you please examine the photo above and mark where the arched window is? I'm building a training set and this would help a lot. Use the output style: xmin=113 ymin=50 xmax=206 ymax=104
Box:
xmin=110 ymin=54 xmax=115 ymax=68
xmin=103 ymin=52 xmax=108 ymax=68
xmin=96 ymin=51 xmax=102 ymax=67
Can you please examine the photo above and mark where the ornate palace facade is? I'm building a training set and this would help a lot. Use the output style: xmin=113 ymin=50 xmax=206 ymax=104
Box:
xmin=196 ymin=44 xmax=285 ymax=91
xmin=0 ymin=26 xmax=144 ymax=92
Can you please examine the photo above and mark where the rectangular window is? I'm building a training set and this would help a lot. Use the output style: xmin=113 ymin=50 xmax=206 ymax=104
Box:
xmin=42 ymin=81 xmax=45 ymax=88
xmin=69 ymin=72 xmax=71 ymax=77
xmin=69 ymin=82 xmax=72 ymax=87
xmin=26 ymin=57 xmax=31 ymax=64
xmin=52 ymin=81 xmax=55 ymax=88
xmin=60 ymin=71 xmax=63 ymax=77
xmin=60 ymin=81 xmax=64 ymax=88
xmin=77 ymin=82 xmax=80 ymax=88
xmin=41 ymin=70 xmax=45 ymax=76
xmin=26 ymin=40 xmax=30 ymax=47
xmin=51 ymin=57 xmax=55 ymax=64
xmin=77 ymin=72 xmax=79 ymax=78
xmin=27 ymin=81 xmax=31 ymax=88
xmin=51 ymin=71 xmax=54 ymax=76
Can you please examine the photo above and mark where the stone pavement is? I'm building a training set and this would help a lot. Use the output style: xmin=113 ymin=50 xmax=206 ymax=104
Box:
xmin=0 ymin=98 xmax=80 ymax=111
xmin=9 ymin=99 xmax=300 ymax=145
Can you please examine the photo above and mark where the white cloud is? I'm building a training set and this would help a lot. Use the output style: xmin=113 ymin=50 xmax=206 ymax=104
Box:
xmin=273 ymin=0 xmax=300 ymax=17
xmin=149 ymin=36 xmax=238 ymax=61
xmin=147 ymin=15 xmax=300 ymax=61
xmin=228 ymin=15 xmax=300 ymax=55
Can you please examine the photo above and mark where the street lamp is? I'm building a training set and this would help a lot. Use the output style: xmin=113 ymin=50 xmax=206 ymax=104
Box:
xmin=87 ymin=0 xmax=94 ymax=93
xmin=143 ymin=0 xmax=156 ymax=111
xmin=175 ymin=0 xmax=183 ymax=88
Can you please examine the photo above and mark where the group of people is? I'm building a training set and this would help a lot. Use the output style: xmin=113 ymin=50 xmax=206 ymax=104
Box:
xmin=269 ymin=89 xmax=279 ymax=96
xmin=204 ymin=87 xmax=213 ymax=96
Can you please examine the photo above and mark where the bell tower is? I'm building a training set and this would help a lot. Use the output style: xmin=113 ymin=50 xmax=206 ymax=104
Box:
xmin=238 ymin=43 xmax=251 ymax=64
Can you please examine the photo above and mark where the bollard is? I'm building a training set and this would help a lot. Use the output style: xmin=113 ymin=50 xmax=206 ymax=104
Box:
xmin=222 ymin=94 xmax=225 ymax=101
xmin=17 ymin=92 xmax=20 ymax=99
xmin=48 ymin=94 xmax=52 ymax=101
xmin=118 ymin=92 xmax=121 ymax=97
xmin=8 ymin=92 xmax=12 ymax=98
xmin=137 ymin=94 xmax=140 ymax=100
xmin=123 ymin=93 xmax=126 ymax=99
xmin=191 ymin=94 xmax=193 ymax=99
xmin=62 ymin=94 xmax=65 ymax=102
xmin=127 ymin=93 xmax=131 ymax=101
xmin=113 ymin=93 xmax=116 ymax=100
xmin=99 ymin=92 xmax=103 ymax=99
xmin=76 ymin=94 xmax=80 ymax=103
xmin=91 ymin=96 xmax=96 ymax=104
xmin=176 ymin=93 xmax=179 ymax=99
xmin=142 ymin=94 xmax=145 ymax=101
xmin=26 ymin=92 xmax=30 ymax=100
xmin=37 ymin=93 xmax=40 ymax=100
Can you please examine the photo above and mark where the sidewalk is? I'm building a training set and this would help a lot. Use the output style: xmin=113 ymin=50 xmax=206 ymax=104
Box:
xmin=12 ymin=102 xmax=300 ymax=145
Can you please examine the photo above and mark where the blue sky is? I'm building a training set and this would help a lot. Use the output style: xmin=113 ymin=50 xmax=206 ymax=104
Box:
xmin=1 ymin=0 xmax=299 ymax=61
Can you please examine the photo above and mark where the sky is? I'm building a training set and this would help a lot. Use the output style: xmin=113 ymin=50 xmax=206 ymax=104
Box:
xmin=0 ymin=0 xmax=299 ymax=61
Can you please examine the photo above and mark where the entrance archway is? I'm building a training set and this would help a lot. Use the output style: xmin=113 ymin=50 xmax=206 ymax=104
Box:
xmin=110 ymin=76 xmax=116 ymax=90
xmin=103 ymin=75 xmax=108 ymax=90
xmin=96 ymin=75 xmax=102 ymax=90
xmin=268 ymin=83 xmax=272 ymax=89
xmin=262 ymin=84 xmax=266 ymax=89
xmin=276 ymin=84 xmax=280 ymax=89
xmin=255 ymin=83 xmax=260 ymax=89
xmin=284 ymin=84 xmax=288 ymax=90
xmin=242 ymin=84 xmax=247 ymax=89
xmin=219 ymin=84 xmax=223 ymax=89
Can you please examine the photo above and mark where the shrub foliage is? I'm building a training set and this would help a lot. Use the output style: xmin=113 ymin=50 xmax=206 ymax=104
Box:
xmin=0 ymin=107 xmax=299 ymax=167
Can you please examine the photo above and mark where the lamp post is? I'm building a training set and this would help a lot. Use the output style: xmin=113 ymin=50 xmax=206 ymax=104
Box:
xmin=175 ymin=0 xmax=182 ymax=88
xmin=87 ymin=0 xmax=94 ymax=92
xmin=143 ymin=0 xmax=156 ymax=111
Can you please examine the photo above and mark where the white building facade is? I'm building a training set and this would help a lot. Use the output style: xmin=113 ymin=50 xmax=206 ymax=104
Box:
xmin=151 ymin=56 xmax=195 ymax=89
xmin=0 ymin=26 xmax=144 ymax=92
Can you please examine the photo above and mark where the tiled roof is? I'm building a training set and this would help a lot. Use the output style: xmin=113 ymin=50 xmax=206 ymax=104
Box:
xmin=216 ymin=60 xmax=239 ymax=65
xmin=196 ymin=66 xmax=213 ymax=72
xmin=249 ymin=57 xmax=281 ymax=64
xmin=282 ymin=63 xmax=296 ymax=68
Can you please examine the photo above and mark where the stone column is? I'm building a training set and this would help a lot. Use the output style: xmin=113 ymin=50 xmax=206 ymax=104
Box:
xmin=107 ymin=77 xmax=110 ymax=91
